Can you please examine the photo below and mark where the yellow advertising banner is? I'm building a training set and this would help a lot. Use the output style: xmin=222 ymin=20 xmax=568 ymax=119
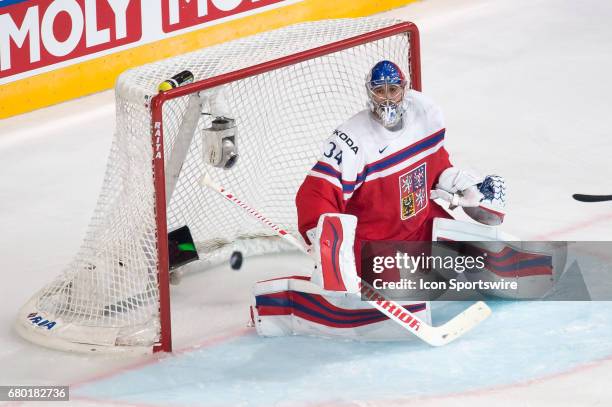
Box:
xmin=0 ymin=0 xmax=416 ymax=119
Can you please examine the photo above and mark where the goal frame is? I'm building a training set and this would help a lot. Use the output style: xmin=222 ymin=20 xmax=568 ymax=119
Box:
xmin=149 ymin=21 xmax=421 ymax=353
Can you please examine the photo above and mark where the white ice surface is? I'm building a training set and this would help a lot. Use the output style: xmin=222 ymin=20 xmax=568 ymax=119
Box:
xmin=1 ymin=0 xmax=612 ymax=405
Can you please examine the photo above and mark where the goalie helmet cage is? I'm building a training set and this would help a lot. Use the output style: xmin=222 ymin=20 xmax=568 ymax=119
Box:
xmin=16 ymin=18 xmax=421 ymax=354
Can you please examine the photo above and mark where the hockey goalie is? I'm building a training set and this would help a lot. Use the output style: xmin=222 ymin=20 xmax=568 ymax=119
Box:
xmin=251 ymin=60 xmax=507 ymax=340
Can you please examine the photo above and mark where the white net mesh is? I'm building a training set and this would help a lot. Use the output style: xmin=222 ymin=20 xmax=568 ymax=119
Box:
xmin=17 ymin=18 xmax=416 ymax=352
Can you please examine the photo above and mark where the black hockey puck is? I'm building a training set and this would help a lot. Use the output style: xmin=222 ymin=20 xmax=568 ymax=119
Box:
xmin=230 ymin=251 xmax=243 ymax=270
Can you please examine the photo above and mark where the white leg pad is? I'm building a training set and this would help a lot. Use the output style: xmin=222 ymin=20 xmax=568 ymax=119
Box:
xmin=432 ymin=218 xmax=566 ymax=299
xmin=251 ymin=276 xmax=431 ymax=340
xmin=310 ymin=213 xmax=360 ymax=293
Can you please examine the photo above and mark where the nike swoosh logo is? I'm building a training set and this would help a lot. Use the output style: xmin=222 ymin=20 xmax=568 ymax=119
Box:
xmin=379 ymin=146 xmax=388 ymax=154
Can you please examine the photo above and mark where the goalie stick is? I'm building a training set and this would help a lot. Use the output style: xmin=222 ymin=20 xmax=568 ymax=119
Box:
xmin=573 ymin=194 xmax=612 ymax=202
xmin=199 ymin=173 xmax=491 ymax=346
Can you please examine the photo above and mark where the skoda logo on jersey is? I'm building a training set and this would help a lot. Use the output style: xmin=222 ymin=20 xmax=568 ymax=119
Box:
xmin=333 ymin=130 xmax=359 ymax=154
xmin=399 ymin=163 xmax=428 ymax=220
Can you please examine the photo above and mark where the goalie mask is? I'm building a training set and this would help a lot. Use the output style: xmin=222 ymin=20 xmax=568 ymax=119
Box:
xmin=366 ymin=60 xmax=407 ymax=128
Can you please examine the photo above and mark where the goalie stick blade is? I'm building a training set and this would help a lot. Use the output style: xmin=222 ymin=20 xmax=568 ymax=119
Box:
xmin=573 ymin=194 xmax=612 ymax=202
xmin=422 ymin=301 xmax=492 ymax=347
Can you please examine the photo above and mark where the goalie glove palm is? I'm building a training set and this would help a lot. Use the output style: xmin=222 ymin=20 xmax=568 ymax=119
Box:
xmin=430 ymin=169 xmax=507 ymax=225
xmin=430 ymin=185 xmax=483 ymax=208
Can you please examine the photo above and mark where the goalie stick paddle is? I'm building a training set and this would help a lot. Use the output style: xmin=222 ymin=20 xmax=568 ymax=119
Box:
xmin=573 ymin=194 xmax=612 ymax=202
xmin=199 ymin=173 xmax=492 ymax=346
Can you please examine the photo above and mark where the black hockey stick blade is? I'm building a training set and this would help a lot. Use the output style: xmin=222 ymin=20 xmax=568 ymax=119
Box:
xmin=168 ymin=225 xmax=199 ymax=270
xmin=573 ymin=194 xmax=612 ymax=202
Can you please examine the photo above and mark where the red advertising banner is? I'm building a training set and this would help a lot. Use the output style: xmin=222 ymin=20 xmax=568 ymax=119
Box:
xmin=161 ymin=0 xmax=287 ymax=33
xmin=0 ymin=0 xmax=142 ymax=79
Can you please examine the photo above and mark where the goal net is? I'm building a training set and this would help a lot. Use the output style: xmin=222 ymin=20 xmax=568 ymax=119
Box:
xmin=16 ymin=18 xmax=421 ymax=354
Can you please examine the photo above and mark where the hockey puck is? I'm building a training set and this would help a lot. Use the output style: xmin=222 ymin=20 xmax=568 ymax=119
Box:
xmin=230 ymin=251 xmax=243 ymax=270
